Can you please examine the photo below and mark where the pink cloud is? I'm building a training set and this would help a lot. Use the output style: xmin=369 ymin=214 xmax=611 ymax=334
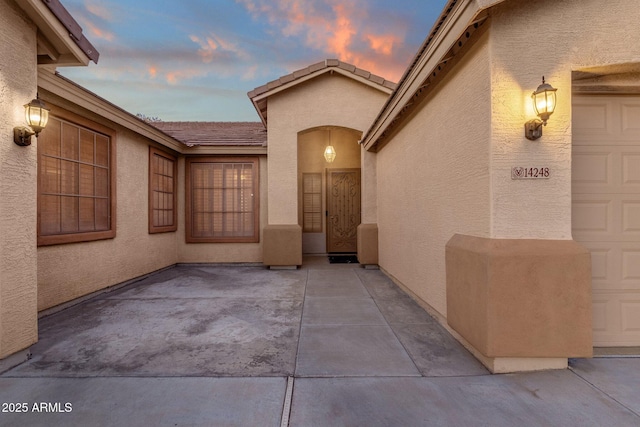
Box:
xmin=165 ymin=68 xmax=205 ymax=85
xmin=236 ymin=0 xmax=409 ymax=81
xmin=84 ymin=20 xmax=115 ymax=42
xmin=367 ymin=33 xmax=401 ymax=56
xmin=85 ymin=1 xmax=113 ymax=21
xmin=70 ymin=1 xmax=116 ymax=42
xmin=325 ymin=3 xmax=356 ymax=62
xmin=190 ymin=33 xmax=249 ymax=64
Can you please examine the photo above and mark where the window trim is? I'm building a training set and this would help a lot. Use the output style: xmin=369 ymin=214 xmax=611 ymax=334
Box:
xmin=148 ymin=147 xmax=178 ymax=234
xmin=37 ymin=105 xmax=117 ymax=246
xmin=185 ymin=156 xmax=260 ymax=243
xmin=302 ymin=172 xmax=323 ymax=233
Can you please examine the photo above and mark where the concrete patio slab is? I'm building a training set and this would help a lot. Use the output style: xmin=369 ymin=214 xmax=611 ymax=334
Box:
xmin=0 ymin=377 xmax=285 ymax=427
xmin=289 ymin=372 xmax=639 ymax=426
xmin=7 ymin=267 xmax=304 ymax=377
xmin=375 ymin=293 xmax=436 ymax=324
xmin=392 ymin=323 xmax=488 ymax=376
xmin=302 ymin=297 xmax=387 ymax=325
xmin=305 ymin=270 xmax=369 ymax=298
xmin=355 ymin=269 xmax=409 ymax=300
xmin=1 ymin=263 xmax=638 ymax=426
xmin=295 ymin=325 xmax=421 ymax=377
xmin=570 ymin=358 xmax=640 ymax=415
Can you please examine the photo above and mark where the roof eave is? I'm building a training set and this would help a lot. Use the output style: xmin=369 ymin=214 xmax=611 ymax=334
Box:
xmin=361 ymin=0 xmax=505 ymax=151
xmin=38 ymin=72 xmax=185 ymax=153
xmin=19 ymin=0 xmax=99 ymax=67
xmin=181 ymin=146 xmax=268 ymax=156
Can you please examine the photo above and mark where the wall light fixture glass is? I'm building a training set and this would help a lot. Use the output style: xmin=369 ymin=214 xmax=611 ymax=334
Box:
xmin=525 ymin=77 xmax=557 ymax=141
xmin=14 ymin=98 xmax=50 ymax=146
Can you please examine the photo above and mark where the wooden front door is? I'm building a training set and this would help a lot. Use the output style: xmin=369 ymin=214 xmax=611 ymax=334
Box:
xmin=326 ymin=168 xmax=361 ymax=253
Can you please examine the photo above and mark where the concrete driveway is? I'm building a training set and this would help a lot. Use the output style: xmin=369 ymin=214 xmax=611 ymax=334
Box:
xmin=1 ymin=259 xmax=639 ymax=426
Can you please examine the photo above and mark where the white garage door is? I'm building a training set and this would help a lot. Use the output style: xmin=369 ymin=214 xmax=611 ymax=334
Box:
xmin=573 ymin=94 xmax=640 ymax=346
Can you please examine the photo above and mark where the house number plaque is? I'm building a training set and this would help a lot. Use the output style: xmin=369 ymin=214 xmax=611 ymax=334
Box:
xmin=511 ymin=167 xmax=550 ymax=180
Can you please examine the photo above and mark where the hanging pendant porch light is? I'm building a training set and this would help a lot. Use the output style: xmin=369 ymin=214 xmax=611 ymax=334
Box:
xmin=324 ymin=145 xmax=336 ymax=163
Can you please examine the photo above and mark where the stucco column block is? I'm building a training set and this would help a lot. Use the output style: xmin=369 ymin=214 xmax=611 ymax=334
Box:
xmin=446 ymin=234 xmax=592 ymax=360
xmin=263 ymin=225 xmax=302 ymax=267
xmin=0 ymin=0 xmax=38 ymax=363
xmin=357 ymin=224 xmax=378 ymax=266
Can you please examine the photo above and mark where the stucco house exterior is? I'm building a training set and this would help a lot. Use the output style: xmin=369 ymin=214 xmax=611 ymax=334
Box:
xmin=1 ymin=0 xmax=100 ymax=370
xmin=2 ymin=0 xmax=640 ymax=374
xmin=357 ymin=0 xmax=640 ymax=372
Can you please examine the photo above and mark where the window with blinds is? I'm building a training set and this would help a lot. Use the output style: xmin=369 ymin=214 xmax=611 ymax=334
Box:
xmin=37 ymin=108 xmax=116 ymax=246
xmin=186 ymin=157 xmax=259 ymax=243
xmin=303 ymin=173 xmax=322 ymax=232
xmin=149 ymin=147 xmax=177 ymax=233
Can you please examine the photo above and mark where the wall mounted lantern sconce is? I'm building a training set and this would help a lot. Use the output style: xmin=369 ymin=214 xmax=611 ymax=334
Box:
xmin=525 ymin=77 xmax=557 ymax=141
xmin=14 ymin=98 xmax=50 ymax=146
xmin=324 ymin=145 xmax=336 ymax=163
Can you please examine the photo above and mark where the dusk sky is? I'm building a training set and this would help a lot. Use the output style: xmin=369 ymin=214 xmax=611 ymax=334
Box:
xmin=60 ymin=0 xmax=449 ymax=122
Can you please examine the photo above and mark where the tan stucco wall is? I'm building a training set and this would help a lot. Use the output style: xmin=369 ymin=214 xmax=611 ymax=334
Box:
xmin=489 ymin=0 xmax=640 ymax=239
xmin=0 ymin=0 xmax=39 ymax=358
xmin=176 ymin=156 xmax=267 ymax=263
xmin=376 ymin=31 xmax=492 ymax=316
xmin=267 ymin=73 xmax=390 ymax=225
xmin=37 ymin=112 xmax=179 ymax=311
xmin=376 ymin=0 xmax=640 ymax=319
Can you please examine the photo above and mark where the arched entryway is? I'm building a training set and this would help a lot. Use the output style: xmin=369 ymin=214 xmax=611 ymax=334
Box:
xmin=297 ymin=126 xmax=362 ymax=255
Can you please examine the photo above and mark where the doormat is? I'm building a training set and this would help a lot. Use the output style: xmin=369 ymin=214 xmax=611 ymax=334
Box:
xmin=328 ymin=255 xmax=359 ymax=264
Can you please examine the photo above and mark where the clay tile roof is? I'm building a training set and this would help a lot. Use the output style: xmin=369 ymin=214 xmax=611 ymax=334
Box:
xmin=152 ymin=122 xmax=267 ymax=147
xmin=248 ymin=59 xmax=395 ymax=100
xmin=248 ymin=59 xmax=396 ymax=126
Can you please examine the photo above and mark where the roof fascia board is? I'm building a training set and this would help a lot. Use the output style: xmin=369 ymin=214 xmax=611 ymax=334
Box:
xmin=181 ymin=146 xmax=268 ymax=156
xmin=251 ymin=67 xmax=394 ymax=104
xmin=361 ymin=0 xmax=492 ymax=151
xmin=38 ymin=71 xmax=185 ymax=153
xmin=476 ymin=0 xmax=506 ymax=10
xmin=19 ymin=0 xmax=93 ymax=66
xmin=250 ymin=98 xmax=268 ymax=128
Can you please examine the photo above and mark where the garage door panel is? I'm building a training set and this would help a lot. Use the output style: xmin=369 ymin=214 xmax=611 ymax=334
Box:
xmin=621 ymin=101 xmax=640 ymax=137
xmin=592 ymin=293 xmax=640 ymax=346
xmin=622 ymin=250 xmax=640 ymax=281
xmin=621 ymin=300 xmax=640 ymax=333
xmin=622 ymin=200 xmax=640 ymax=232
xmin=580 ymin=241 xmax=640 ymax=291
xmin=579 ymin=243 xmax=615 ymax=289
xmin=622 ymin=153 xmax=640 ymax=185
xmin=572 ymin=199 xmax=611 ymax=234
xmin=572 ymin=151 xmax=611 ymax=187
xmin=573 ymin=146 xmax=640 ymax=194
xmin=573 ymin=194 xmax=640 ymax=241
xmin=617 ymin=195 xmax=640 ymax=239
xmin=590 ymin=249 xmax=609 ymax=280
xmin=592 ymin=299 xmax=608 ymax=333
xmin=573 ymin=100 xmax=615 ymax=139
xmin=574 ymin=94 xmax=640 ymax=346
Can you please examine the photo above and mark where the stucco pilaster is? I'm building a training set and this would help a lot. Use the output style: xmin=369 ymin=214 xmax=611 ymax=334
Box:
xmin=0 ymin=0 xmax=39 ymax=361
xmin=360 ymin=148 xmax=377 ymax=224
